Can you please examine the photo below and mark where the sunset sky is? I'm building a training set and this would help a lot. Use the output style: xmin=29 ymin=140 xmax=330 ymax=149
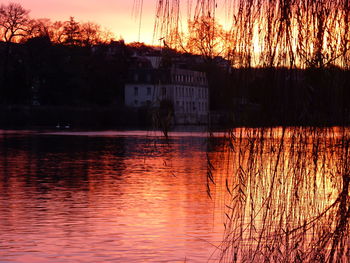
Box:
xmin=12 ymin=0 xmax=158 ymax=44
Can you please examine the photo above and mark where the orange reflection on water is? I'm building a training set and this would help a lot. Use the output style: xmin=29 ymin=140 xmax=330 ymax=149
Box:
xmin=1 ymin=128 xmax=348 ymax=262
xmin=0 ymin=132 xmax=224 ymax=263
xmin=208 ymin=127 xmax=349 ymax=262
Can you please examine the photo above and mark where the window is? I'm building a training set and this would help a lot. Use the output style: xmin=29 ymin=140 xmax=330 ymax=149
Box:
xmin=134 ymin=73 xmax=139 ymax=82
xmin=147 ymin=87 xmax=151 ymax=96
xmin=134 ymin=87 xmax=138 ymax=96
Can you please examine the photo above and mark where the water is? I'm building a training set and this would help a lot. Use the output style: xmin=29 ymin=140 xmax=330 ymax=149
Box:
xmin=208 ymin=127 xmax=349 ymax=262
xmin=0 ymin=130 xmax=224 ymax=263
xmin=1 ymin=128 xmax=349 ymax=262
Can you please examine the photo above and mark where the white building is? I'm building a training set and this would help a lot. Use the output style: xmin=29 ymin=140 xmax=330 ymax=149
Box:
xmin=125 ymin=58 xmax=209 ymax=124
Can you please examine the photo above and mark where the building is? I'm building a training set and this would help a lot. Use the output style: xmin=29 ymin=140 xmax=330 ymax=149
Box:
xmin=124 ymin=56 xmax=209 ymax=124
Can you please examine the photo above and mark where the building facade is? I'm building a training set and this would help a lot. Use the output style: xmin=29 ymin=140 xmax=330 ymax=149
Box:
xmin=125 ymin=57 xmax=209 ymax=124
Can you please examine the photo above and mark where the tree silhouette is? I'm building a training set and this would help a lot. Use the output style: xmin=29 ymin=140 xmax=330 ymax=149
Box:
xmin=0 ymin=3 xmax=30 ymax=103
xmin=0 ymin=3 xmax=30 ymax=43
xmin=186 ymin=16 xmax=227 ymax=59
xmin=63 ymin=17 xmax=81 ymax=46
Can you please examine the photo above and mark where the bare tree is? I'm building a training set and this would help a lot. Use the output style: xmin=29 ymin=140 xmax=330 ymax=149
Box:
xmin=23 ymin=18 xmax=113 ymax=46
xmin=0 ymin=3 xmax=30 ymax=102
xmin=80 ymin=22 xmax=104 ymax=47
xmin=186 ymin=16 xmax=227 ymax=59
xmin=28 ymin=18 xmax=52 ymax=39
xmin=48 ymin=21 xmax=66 ymax=44
xmin=0 ymin=3 xmax=30 ymax=43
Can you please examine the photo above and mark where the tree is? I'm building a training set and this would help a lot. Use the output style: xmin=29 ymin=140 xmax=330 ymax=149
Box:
xmin=80 ymin=22 xmax=102 ymax=47
xmin=63 ymin=17 xmax=81 ymax=46
xmin=0 ymin=3 xmax=31 ymax=103
xmin=24 ymin=19 xmax=66 ymax=44
xmin=25 ymin=18 xmax=52 ymax=39
xmin=0 ymin=3 xmax=30 ymax=43
xmin=49 ymin=21 xmax=66 ymax=44
xmin=186 ymin=16 xmax=228 ymax=59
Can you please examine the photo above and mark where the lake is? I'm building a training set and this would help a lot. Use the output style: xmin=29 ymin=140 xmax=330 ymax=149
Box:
xmin=0 ymin=129 xmax=225 ymax=263
xmin=0 ymin=128 xmax=349 ymax=262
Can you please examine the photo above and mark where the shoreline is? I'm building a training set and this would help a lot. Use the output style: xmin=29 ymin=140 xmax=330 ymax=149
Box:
xmin=0 ymin=104 xmax=349 ymax=130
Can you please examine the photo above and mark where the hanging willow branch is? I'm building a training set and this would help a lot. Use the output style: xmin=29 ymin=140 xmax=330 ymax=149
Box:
xmin=154 ymin=0 xmax=350 ymax=68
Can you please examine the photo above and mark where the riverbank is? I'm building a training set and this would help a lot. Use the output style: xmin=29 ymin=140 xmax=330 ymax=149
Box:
xmin=1 ymin=104 xmax=349 ymax=130
xmin=0 ymin=105 xmax=153 ymax=129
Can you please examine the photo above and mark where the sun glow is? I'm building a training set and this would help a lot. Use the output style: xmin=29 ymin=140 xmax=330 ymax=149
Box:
xmin=154 ymin=0 xmax=350 ymax=68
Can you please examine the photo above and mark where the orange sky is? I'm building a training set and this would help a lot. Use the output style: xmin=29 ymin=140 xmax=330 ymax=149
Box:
xmin=13 ymin=0 xmax=158 ymax=44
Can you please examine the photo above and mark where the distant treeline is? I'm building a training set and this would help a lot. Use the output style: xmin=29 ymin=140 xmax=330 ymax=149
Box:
xmin=0 ymin=38 xmax=129 ymax=106
xmin=200 ymin=63 xmax=350 ymax=126
xmin=0 ymin=3 xmax=129 ymax=106
xmin=0 ymin=3 xmax=113 ymax=46
xmin=225 ymin=67 xmax=350 ymax=126
xmin=1 ymin=2 xmax=350 ymax=127
xmin=1 ymin=39 xmax=348 ymax=127
xmin=1 ymin=34 xmax=350 ymax=127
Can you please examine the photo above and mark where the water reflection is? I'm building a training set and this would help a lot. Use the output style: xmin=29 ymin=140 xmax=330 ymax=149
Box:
xmin=1 ymin=127 xmax=349 ymax=262
xmin=0 ymin=131 xmax=223 ymax=263
xmin=208 ymin=127 xmax=349 ymax=262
